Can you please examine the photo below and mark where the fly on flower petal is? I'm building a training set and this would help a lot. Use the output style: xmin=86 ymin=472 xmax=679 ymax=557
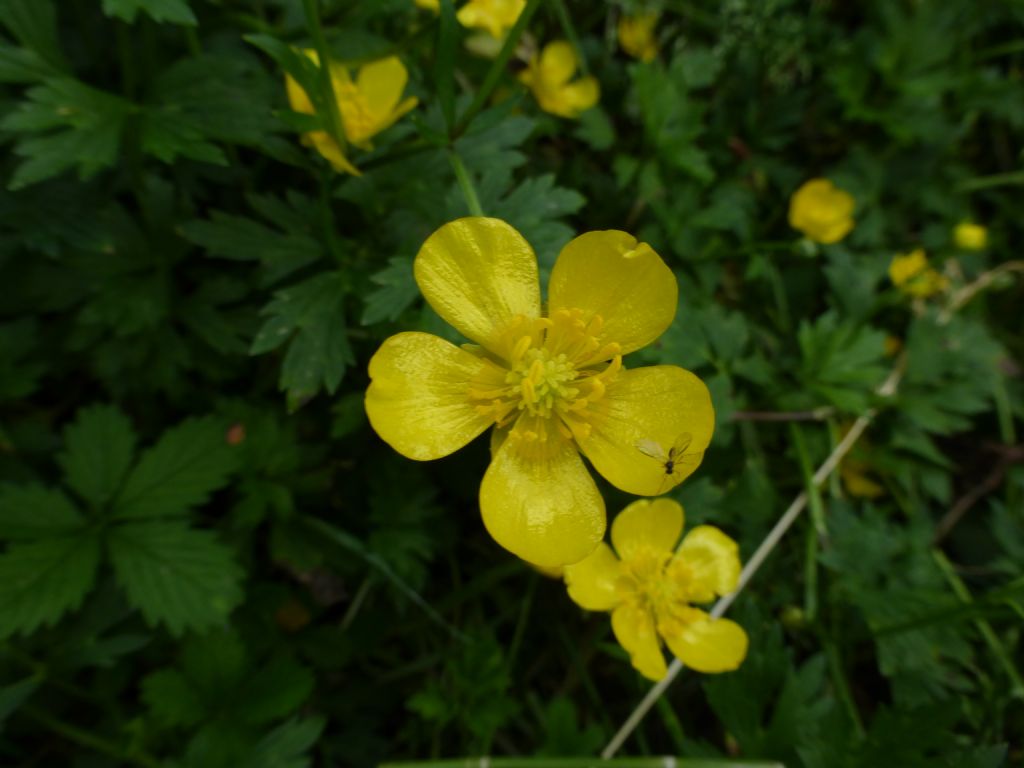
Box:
xmin=635 ymin=433 xmax=702 ymax=494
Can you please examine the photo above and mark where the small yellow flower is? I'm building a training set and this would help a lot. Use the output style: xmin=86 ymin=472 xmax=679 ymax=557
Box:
xmin=456 ymin=0 xmax=525 ymax=39
xmin=414 ymin=0 xmax=439 ymax=10
xmin=519 ymin=41 xmax=600 ymax=119
xmin=788 ymin=178 xmax=856 ymax=244
xmin=618 ymin=12 xmax=659 ymax=62
xmin=954 ymin=221 xmax=988 ymax=251
xmin=888 ymin=248 xmax=949 ymax=298
xmin=365 ymin=218 xmax=714 ymax=568
xmin=564 ymin=498 xmax=748 ymax=680
xmin=837 ymin=423 xmax=883 ymax=499
xmin=285 ymin=51 xmax=418 ymax=175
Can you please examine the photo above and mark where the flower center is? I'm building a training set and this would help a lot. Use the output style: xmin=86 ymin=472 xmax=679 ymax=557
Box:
xmin=467 ymin=309 xmax=623 ymax=442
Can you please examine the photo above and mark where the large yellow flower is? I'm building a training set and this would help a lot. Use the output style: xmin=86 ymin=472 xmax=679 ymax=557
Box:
xmin=564 ymin=498 xmax=747 ymax=680
xmin=889 ymin=248 xmax=948 ymax=298
xmin=285 ymin=51 xmax=418 ymax=175
xmin=618 ymin=12 xmax=659 ymax=62
xmin=787 ymin=178 xmax=856 ymax=244
xmin=456 ymin=0 xmax=525 ymax=39
xmin=364 ymin=218 xmax=714 ymax=568
xmin=519 ymin=41 xmax=600 ymax=119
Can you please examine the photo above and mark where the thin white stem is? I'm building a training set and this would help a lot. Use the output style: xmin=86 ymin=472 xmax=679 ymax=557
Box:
xmin=601 ymin=365 xmax=903 ymax=758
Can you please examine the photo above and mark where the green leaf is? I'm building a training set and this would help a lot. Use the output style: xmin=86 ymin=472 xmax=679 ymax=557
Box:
xmin=108 ymin=520 xmax=243 ymax=635
xmin=436 ymin=0 xmax=457 ymax=130
xmin=113 ymin=417 xmax=238 ymax=520
xmin=0 ymin=320 xmax=45 ymax=400
xmin=249 ymin=717 xmax=325 ymax=768
xmin=360 ymin=257 xmax=418 ymax=325
xmin=101 ymin=0 xmax=196 ymax=25
xmin=796 ymin=311 xmax=887 ymax=412
xmin=0 ymin=674 xmax=41 ymax=728
xmin=1 ymin=77 xmax=130 ymax=189
xmin=0 ymin=484 xmax=84 ymax=541
xmin=0 ymin=0 xmax=66 ymax=69
xmin=59 ymin=404 xmax=136 ymax=508
xmin=0 ymin=44 xmax=61 ymax=83
xmin=141 ymin=668 xmax=205 ymax=728
xmin=0 ymin=533 xmax=101 ymax=638
xmin=251 ymin=272 xmax=354 ymax=410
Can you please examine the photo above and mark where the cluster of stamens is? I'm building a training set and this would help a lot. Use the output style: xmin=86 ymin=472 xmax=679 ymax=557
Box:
xmin=618 ymin=548 xmax=696 ymax=625
xmin=467 ymin=309 xmax=622 ymax=453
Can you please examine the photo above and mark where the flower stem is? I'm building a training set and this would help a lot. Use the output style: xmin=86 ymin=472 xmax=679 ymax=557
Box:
xmin=23 ymin=706 xmax=160 ymax=768
xmin=551 ymin=0 xmax=589 ymax=76
xmin=449 ymin=151 xmax=485 ymax=216
xmin=301 ymin=0 xmax=349 ymax=156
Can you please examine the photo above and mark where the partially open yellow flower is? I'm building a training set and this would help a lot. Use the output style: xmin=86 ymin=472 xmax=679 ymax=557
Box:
xmin=285 ymin=51 xmax=418 ymax=175
xmin=618 ymin=12 xmax=659 ymax=62
xmin=954 ymin=221 xmax=988 ymax=251
xmin=365 ymin=218 xmax=714 ymax=568
xmin=889 ymin=248 xmax=949 ymax=298
xmin=788 ymin=178 xmax=856 ymax=244
xmin=456 ymin=0 xmax=525 ymax=39
xmin=564 ymin=498 xmax=747 ymax=680
xmin=519 ymin=41 xmax=600 ymax=119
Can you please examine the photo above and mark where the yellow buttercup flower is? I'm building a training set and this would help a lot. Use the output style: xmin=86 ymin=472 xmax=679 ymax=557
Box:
xmin=618 ymin=12 xmax=659 ymax=62
xmin=364 ymin=218 xmax=714 ymax=568
xmin=415 ymin=0 xmax=439 ymax=10
xmin=788 ymin=178 xmax=856 ymax=244
xmin=954 ymin=221 xmax=988 ymax=251
xmin=889 ymin=248 xmax=948 ymax=298
xmin=519 ymin=41 xmax=600 ymax=119
xmin=285 ymin=51 xmax=418 ymax=175
xmin=564 ymin=498 xmax=747 ymax=680
xmin=456 ymin=0 xmax=525 ymax=39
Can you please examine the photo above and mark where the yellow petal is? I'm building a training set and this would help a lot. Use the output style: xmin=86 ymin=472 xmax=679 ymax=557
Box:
xmin=787 ymin=178 xmax=855 ymax=245
xmin=610 ymin=498 xmax=684 ymax=560
xmin=356 ymin=56 xmax=409 ymax=119
xmin=564 ymin=542 xmax=621 ymax=611
xmin=539 ymin=40 xmax=578 ymax=87
xmin=561 ymin=77 xmax=600 ymax=114
xmin=285 ymin=72 xmax=314 ymax=115
xmin=672 ymin=525 xmax=740 ymax=604
xmin=480 ymin=420 xmax=605 ymax=568
xmin=661 ymin=609 xmax=748 ymax=673
xmin=365 ymin=332 xmax=492 ymax=460
xmin=306 ymin=131 xmax=362 ymax=176
xmin=612 ymin=604 xmax=667 ymax=681
xmin=548 ymin=231 xmax=676 ymax=355
xmin=414 ymin=218 xmax=541 ymax=354
xmin=574 ymin=366 xmax=714 ymax=496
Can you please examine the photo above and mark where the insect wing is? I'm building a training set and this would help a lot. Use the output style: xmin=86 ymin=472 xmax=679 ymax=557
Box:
xmin=668 ymin=432 xmax=693 ymax=459
xmin=635 ymin=438 xmax=668 ymax=462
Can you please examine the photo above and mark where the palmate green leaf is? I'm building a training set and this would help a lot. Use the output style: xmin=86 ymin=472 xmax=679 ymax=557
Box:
xmin=360 ymin=257 xmax=417 ymax=325
xmin=1 ymin=77 xmax=130 ymax=189
xmin=108 ymin=520 xmax=243 ymax=635
xmin=796 ymin=310 xmax=888 ymax=412
xmin=59 ymin=404 xmax=136 ymax=509
xmin=251 ymin=272 xmax=354 ymax=411
xmin=0 ymin=44 xmax=61 ymax=83
xmin=0 ymin=533 xmax=101 ymax=638
xmin=0 ymin=483 xmax=83 ymax=540
xmin=113 ymin=417 xmax=237 ymax=520
xmin=101 ymin=0 xmax=196 ymax=26
xmin=0 ymin=0 xmax=65 ymax=69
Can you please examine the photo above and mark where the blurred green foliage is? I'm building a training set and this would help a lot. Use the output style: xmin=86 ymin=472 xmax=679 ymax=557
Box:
xmin=1 ymin=0 xmax=1022 ymax=766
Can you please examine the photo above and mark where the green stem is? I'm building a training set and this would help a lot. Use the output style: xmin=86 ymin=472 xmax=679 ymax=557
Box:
xmin=958 ymin=170 xmax=1024 ymax=191
xmin=23 ymin=706 xmax=160 ymax=768
xmin=301 ymin=0 xmax=349 ymax=156
xmin=933 ymin=550 xmax=1024 ymax=697
xmin=318 ymin=171 xmax=345 ymax=265
xmin=551 ymin=0 xmax=588 ymax=76
xmin=763 ymin=257 xmax=792 ymax=331
xmin=340 ymin=576 xmax=374 ymax=631
xmin=790 ymin=425 xmax=827 ymax=623
xmin=822 ymin=636 xmax=866 ymax=738
xmin=449 ymin=151 xmax=485 ymax=216
xmin=654 ymin=696 xmax=687 ymax=754
xmin=453 ymin=0 xmax=543 ymax=137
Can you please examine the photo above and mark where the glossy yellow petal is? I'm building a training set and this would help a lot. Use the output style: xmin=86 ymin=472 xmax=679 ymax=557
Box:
xmin=618 ymin=13 xmax=659 ymax=62
xmin=561 ymin=77 xmax=600 ymax=114
xmin=306 ymin=131 xmax=362 ymax=176
xmin=574 ymin=366 xmax=714 ymax=496
xmin=788 ymin=178 xmax=855 ymax=244
xmin=365 ymin=332 xmax=492 ymax=460
xmin=456 ymin=0 xmax=525 ymax=39
xmin=548 ymin=231 xmax=676 ymax=355
xmin=285 ymin=71 xmax=314 ymax=116
xmin=612 ymin=604 xmax=667 ymax=681
xmin=480 ymin=420 xmax=605 ymax=568
xmin=356 ymin=56 xmax=409 ymax=119
xmin=564 ymin=542 xmax=622 ymax=611
xmin=414 ymin=218 xmax=541 ymax=354
xmin=539 ymin=40 xmax=578 ymax=87
xmin=672 ymin=525 xmax=740 ymax=604
xmin=610 ymin=498 xmax=684 ymax=560
xmin=661 ymin=609 xmax=748 ymax=673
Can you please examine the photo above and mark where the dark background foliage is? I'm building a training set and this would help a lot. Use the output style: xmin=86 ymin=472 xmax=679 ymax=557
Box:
xmin=1 ymin=0 xmax=1022 ymax=766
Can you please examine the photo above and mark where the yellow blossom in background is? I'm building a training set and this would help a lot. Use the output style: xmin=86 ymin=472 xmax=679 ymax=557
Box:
xmin=837 ymin=423 xmax=883 ymax=499
xmin=618 ymin=12 xmax=659 ymax=62
xmin=954 ymin=221 xmax=988 ymax=251
xmin=564 ymin=498 xmax=747 ymax=680
xmin=414 ymin=0 xmax=439 ymax=10
xmin=365 ymin=218 xmax=714 ymax=568
xmin=788 ymin=178 xmax=856 ymax=244
xmin=519 ymin=41 xmax=600 ymax=119
xmin=889 ymin=248 xmax=949 ymax=298
xmin=456 ymin=0 xmax=525 ymax=39
xmin=285 ymin=51 xmax=418 ymax=174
